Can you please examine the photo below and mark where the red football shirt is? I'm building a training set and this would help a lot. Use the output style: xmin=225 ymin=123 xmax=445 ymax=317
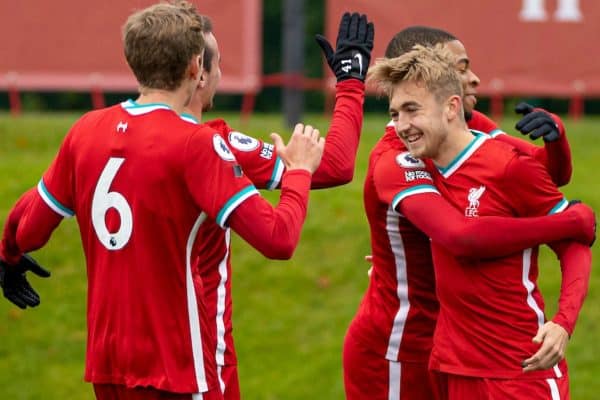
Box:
xmin=468 ymin=110 xmax=572 ymax=187
xmin=184 ymin=79 xmax=366 ymax=367
xmin=427 ymin=133 xmax=569 ymax=380
xmin=37 ymin=101 xmax=263 ymax=393
xmin=349 ymin=123 xmax=440 ymax=362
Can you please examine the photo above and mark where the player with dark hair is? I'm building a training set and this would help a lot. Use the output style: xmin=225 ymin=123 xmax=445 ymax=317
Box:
xmin=181 ymin=11 xmax=375 ymax=400
xmin=363 ymin=44 xmax=592 ymax=399
xmin=384 ymin=26 xmax=572 ymax=187
xmin=0 ymin=2 xmax=326 ymax=399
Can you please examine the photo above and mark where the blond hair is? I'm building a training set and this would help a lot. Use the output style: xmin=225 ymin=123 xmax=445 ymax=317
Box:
xmin=368 ymin=44 xmax=463 ymax=103
xmin=122 ymin=1 xmax=205 ymax=91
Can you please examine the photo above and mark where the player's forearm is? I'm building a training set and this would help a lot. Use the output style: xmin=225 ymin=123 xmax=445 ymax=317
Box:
xmin=1 ymin=188 xmax=37 ymax=263
xmin=13 ymin=191 xmax=63 ymax=257
xmin=229 ymin=169 xmax=311 ymax=259
xmin=310 ymin=79 xmax=364 ymax=188
xmin=548 ymin=241 xmax=591 ymax=336
xmin=402 ymin=194 xmax=589 ymax=259
xmin=542 ymin=121 xmax=572 ymax=187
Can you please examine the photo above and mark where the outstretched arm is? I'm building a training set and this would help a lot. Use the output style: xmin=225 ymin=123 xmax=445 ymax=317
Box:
xmin=0 ymin=187 xmax=61 ymax=309
xmin=398 ymin=193 xmax=594 ymax=259
xmin=228 ymin=124 xmax=324 ymax=259
xmin=312 ymin=12 xmax=374 ymax=187
xmin=2 ymin=187 xmax=64 ymax=260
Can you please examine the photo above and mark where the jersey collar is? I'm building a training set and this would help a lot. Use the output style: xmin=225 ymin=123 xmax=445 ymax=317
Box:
xmin=120 ymin=99 xmax=174 ymax=116
xmin=436 ymin=130 xmax=489 ymax=178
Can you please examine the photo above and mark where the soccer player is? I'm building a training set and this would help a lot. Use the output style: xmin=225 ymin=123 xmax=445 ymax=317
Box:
xmin=384 ymin=26 xmax=572 ymax=187
xmin=368 ymin=44 xmax=592 ymax=399
xmin=342 ymin=26 xmax=585 ymax=400
xmin=343 ymin=90 xmax=593 ymax=399
xmin=179 ymin=11 xmax=374 ymax=399
xmin=0 ymin=2 xmax=326 ymax=400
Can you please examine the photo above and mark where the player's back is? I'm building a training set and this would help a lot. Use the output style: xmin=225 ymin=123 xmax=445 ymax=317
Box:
xmin=58 ymin=101 xmax=220 ymax=392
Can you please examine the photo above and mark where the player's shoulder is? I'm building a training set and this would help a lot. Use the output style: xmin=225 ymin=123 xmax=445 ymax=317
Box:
xmin=476 ymin=132 xmax=527 ymax=174
xmin=65 ymin=104 xmax=130 ymax=141
xmin=204 ymin=118 xmax=230 ymax=132
xmin=72 ymin=103 xmax=123 ymax=125
xmin=467 ymin=110 xmax=504 ymax=135
xmin=370 ymin=122 xmax=406 ymax=158
xmin=204 ymin=119 xmax=263 ymax=153
xmin=372 ymin=145 xmax=429 ymax=181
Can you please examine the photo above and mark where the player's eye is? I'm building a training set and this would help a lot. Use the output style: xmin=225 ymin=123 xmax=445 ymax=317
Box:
xmin=389 ymin=111 xmax=399 ymax=120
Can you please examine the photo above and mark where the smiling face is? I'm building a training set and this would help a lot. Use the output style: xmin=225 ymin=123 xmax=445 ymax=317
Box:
xmin=389 ymin=80 xmax=451 ymax=160
xmin=444 ymin=40 xmax=480 ymax=118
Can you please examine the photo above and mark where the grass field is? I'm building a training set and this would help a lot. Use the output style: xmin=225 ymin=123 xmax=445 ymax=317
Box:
xmin=0 ymin=111 xmax=598 ymax=399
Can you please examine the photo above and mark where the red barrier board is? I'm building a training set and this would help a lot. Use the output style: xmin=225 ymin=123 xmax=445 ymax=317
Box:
xmin=0 ymin=0 xmax=261 ymax=93
xmin=325 ymin=0 xmax=597 ymax=96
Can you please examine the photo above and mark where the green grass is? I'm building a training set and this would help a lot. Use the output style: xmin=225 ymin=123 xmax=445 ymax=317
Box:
xmin=0 ymin=111 xmax=598 ymax=399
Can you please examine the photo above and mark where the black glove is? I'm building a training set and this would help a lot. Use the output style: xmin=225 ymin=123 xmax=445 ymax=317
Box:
xmin=0 ymin=254 xmax=50 ymax=309
xmin=515 ymin=102 xmax=561 ymax=142
xmin=315 ymin=12 xmax=374 ymax=82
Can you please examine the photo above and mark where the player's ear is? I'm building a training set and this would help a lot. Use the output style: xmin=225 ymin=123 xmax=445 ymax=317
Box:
xmin=188 ymin=54 xmax=203 ymax=82
xmin=445 ymin=95 xmax=462 ymax=122
xmin=198 ymin=67 xmax=208 ymax=89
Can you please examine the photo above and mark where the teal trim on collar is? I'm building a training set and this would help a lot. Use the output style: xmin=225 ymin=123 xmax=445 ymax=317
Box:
xmin=437 ymin=131 xmax=487 ymax=175
xmin=121 ymin=99 xmax=172 ymax=109
xmin=180 ymin=113 xmax=199 ymax=124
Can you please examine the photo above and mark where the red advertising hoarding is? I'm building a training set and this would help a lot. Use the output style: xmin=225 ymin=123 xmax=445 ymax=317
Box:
xmin=0 ymin=0 xmax=261 ymax=93
xmin=325 ymin=0 xmax=598 ymax=96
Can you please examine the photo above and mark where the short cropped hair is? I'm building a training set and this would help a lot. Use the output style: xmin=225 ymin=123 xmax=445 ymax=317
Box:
xmin=199 ymin=15 xmax=215 ymax=73
xmin=123 ymin=1 xmax=205 ymax=91
xmin=368 ymin=44 xmax=463 ymax=103
xmin=385 ymin=26 xmax=457 ymax=58
xmin=173 ymin=2 xmax=214 ymax=73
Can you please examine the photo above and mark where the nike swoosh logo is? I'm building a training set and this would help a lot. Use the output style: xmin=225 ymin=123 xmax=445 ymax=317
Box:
xmin=354 ymin=53 xmax=363 ymax=76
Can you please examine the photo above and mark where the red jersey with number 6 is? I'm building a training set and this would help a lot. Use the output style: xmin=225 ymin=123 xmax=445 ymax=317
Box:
xmin=37 ymin=101 xmax=261 ymax=393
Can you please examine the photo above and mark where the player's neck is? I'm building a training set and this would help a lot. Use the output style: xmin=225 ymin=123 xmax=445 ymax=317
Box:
xmin=432 ymin=126 xmax=475 ymax=168
xmin=136 ymin=86 xmax=191 ymax=115
xmin=183 ymin=106 xmax=203 ymax=122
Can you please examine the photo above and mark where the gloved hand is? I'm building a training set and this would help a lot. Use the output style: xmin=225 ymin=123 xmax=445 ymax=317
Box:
xmin=315 ymin=12 xmax=374 ymax=82
xmin=0 ymin=254 xmax=50 ymax=309
xmin=515 ymin=102 xmax=561 ymax=142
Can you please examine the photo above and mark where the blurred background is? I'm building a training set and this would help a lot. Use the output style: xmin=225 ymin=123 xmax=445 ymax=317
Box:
xmin=3 ymin=0 xmax=600 ymax=121
xmin=1 ymin=0 xmax=599 ymax=399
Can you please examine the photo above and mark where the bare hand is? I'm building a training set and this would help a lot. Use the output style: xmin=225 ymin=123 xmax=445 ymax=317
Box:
xmin=271 ymin=123 xmax=325 ymax=174
xmin=522 ymin=321 xmax=569 ymax=372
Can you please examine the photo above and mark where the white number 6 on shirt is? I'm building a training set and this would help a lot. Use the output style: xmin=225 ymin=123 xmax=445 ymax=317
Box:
xmin=92 ymin=157 xmax=133 ymax=250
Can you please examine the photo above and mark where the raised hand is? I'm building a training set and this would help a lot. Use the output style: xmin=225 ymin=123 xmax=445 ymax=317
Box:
xmin=271 ymin=123 xmax=325 ymax=174
xmin=315 ymin=12 xmax=375 ymax=82
xmin=515 ymin=102 xmax=561 ymax=142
